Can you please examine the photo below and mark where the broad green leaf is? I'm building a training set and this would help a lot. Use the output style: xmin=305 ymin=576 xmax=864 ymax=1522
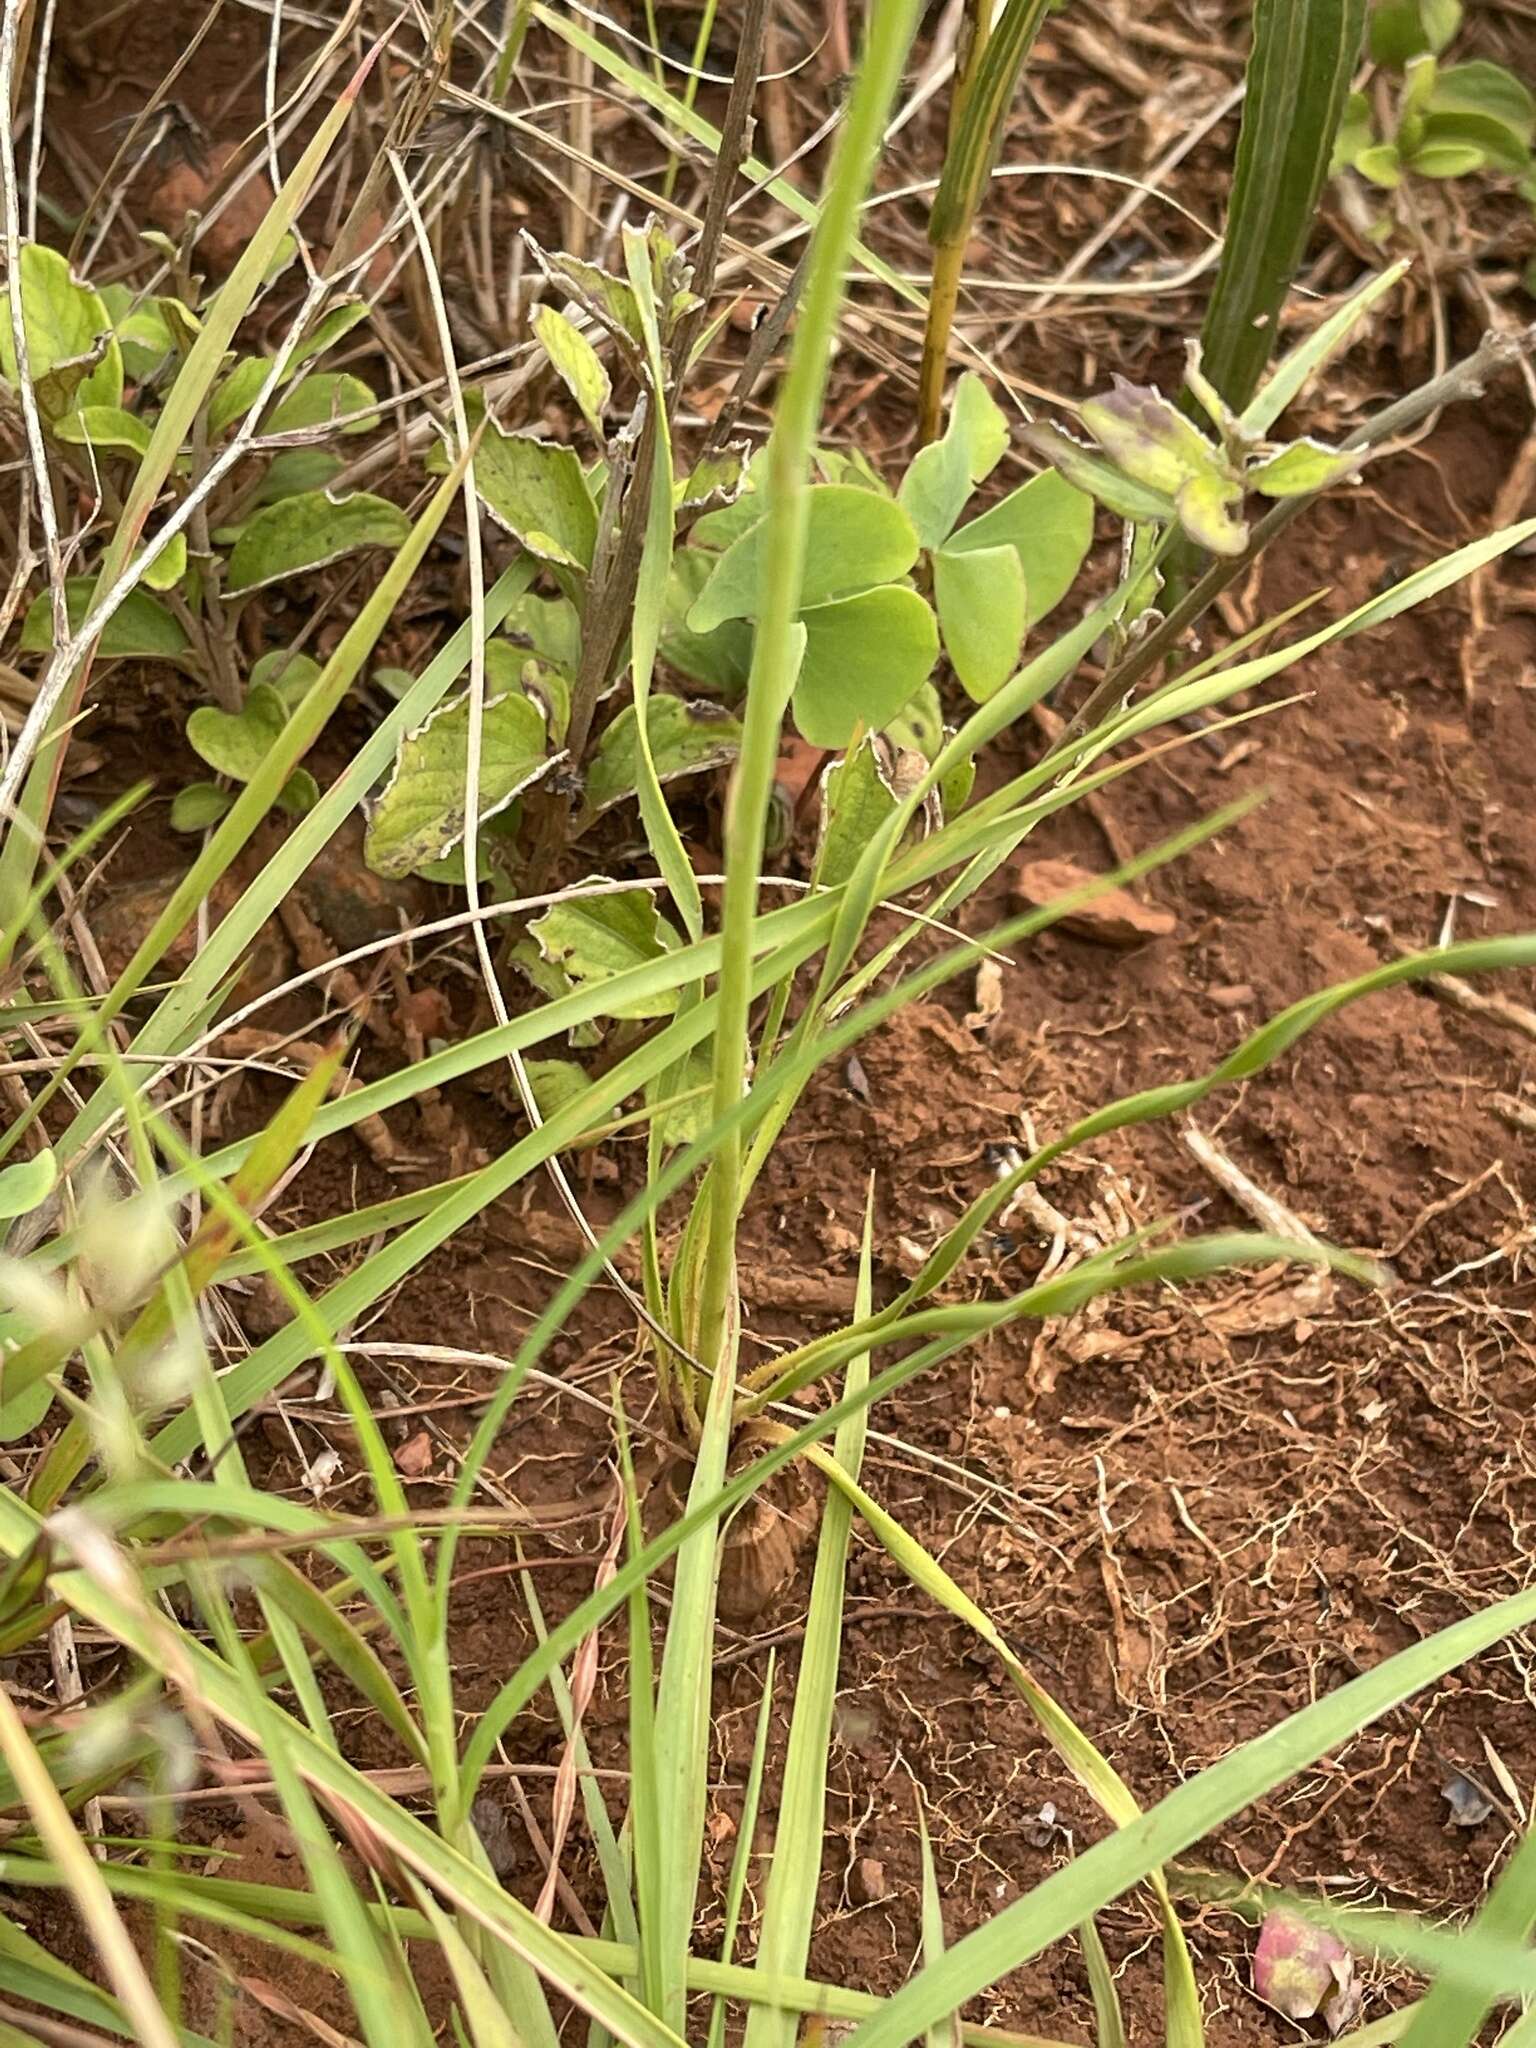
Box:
xmin=52 ymin=405 xmax=151 ymax=459
xmin=1409 ymin=137 xmax=1491 ymax=176
xmin=934 ymin=542 xmax=1026 ymax=701
xmin=524 ymin=1059 xmax=594 ymax=1125
xmin=364 ymin=687 xmax=550 ymax=879
xmin=0 ymin=1151 xmax=56 ymax=1222
xmin=187 ymin=682 xmax=287 ymax=781
xmin=170 ymin=782 xmax=235 ymax=832
xmin=207 ymin=354 xmax=281 ymax=436
xmin=472 ymin=421 xmax=598 ymax=569
xmin=1247 ymin=439 xmax=1361 ymax=496
xmin=136 ymin=530 xmax=187 ymax=592
xmin=1371 ymin=0 xmax=1461 ymax=63
xmin=944 ymin=470 xmax=1093 ymax=628
xmin=586 ymin=697 xmax=742 ymax=814
xmin=1355 ymin=140 xmax=1405 ymax=186
xmin=254 ymin=448 xmax=343 ymax=503
xmin=793 ymin=585 xmax=939 ymax=748
xmin=690 ymin=487 xmax=766 ymax=550
xmin=526 ymin=890 xmax=679 ymax=1020
xmin=816 ymin=737 xmax=900 ymax=890
xmin=19 ymin=579 xmax=189 ymax=660
xmin=0 ymin=1359 xmax=53 ymax=1444
xmin=106 ymin=291 xmax=180 ymax=381
xmin=501 ymin=591 xmax=582 ymax=672
xmin=249 ymin=649 xmax=322 ymax=708
xmin=1331 ymin=90 xmax=1379 ymax=174
xmin=0 ymin=245 xmax=122 ymax=421
xmin=290 ymin=299 xmax=371 ymax=369
xmin=899 ymin=371 xmax=1009 ymax=550
xmin=1024 ymin=423 xmax=1176 ymax=524
xmin=688 ymin=485 xmax=920 ymax=630
xmin=1197 ymin=0 xmax=1368 ymax=411
xmin=267 ymin=371 xmax=376 ymax=436
xmin=225 ymin=490 xmax=410 ymax=593
xmin=1427 ymin=60 xmax=1534 ymax=161
xmin=532 ymin=305 xmax=611 ymax=438
xmin=662 ymin=553 xmax=754 ymax=695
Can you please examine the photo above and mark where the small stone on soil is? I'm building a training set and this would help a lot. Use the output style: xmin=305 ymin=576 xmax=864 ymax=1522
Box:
xmin=1011 ymin=857 xmax=1176 ymax=947
xmin=850 ymin=1855 xmax=887 ymax=1905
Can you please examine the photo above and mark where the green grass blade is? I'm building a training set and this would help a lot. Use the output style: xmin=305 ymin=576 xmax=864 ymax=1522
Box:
xmin=706 ymin=1652 xmax=776 ymax=2048
xmin=1197 ymin=0 xmax=1368 ymax=413
xmin=1078 ymin=1917 xmax=1127 ymax=2048
xmin=916 ymin=1793 xmax=960 ymax=2048
xmin=1397 ymin=1817 xmax=1536 ymax=2045
xmin=742 ymin=1187 xmax=875 ymax=2048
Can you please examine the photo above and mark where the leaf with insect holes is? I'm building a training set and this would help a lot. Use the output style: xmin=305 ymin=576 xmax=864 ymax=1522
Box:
xmin=53 ymin=405 xmax=152 ymax=459
xmin=944 ymin=470 xmax=1093 ymax=629
xmin=1176 ymin=473 xmax=1249 ymax=556
xmin=0 ymin=1151 xmax=57 ymax=1224
xmin=20 ymin=577 xmax=190 ymax=661
xmin=688 ymin=486 xmax=920 ymax=632
xmin=526 ymin=889 xmax=679 ymax=1020
xmin=1253 ymin=1910 xmax=1357 ymax=2030
xmin=933 ymin=543 xmax=1026 ymax=701
xmin=266 ymin=371 xmax=377 ymax=436
xmin=364 ymin=688 xmax=553 ymax=880
xmin=225 ymin=491 xmax=411 ymax=594
xmin=470 ymin=422 xmax=599 ymax=569
xmin=170 ymin=782 xmax=235 ymax=833
xmin=793 ymin=585 xmax=938 ymax=749
xmin=532 ymin=305 xmax=611 ymax=438
xmin=0 ymin=245 xmax=123 ymax=423
xmin=898 ymin=372 xmax=1010 ymax=550
xmin=586 ymin=697 xmax=742 ymax=815
xmin=816 ymin=736 xmax=901 ymax=890
xmin=1247 ymin=439 xmax=1362 ymax=497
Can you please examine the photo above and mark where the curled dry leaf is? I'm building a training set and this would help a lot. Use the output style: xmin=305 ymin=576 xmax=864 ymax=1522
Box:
xmin=393 ymin=1429 xmax=434 ymax=1478
xmin=1253 ymin=1908 xmax=1358 ymax=2033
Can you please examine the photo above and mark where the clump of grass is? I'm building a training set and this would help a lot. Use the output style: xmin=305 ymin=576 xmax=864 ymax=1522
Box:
xmin=1 ymin=6 xmax=1536 ymax=2048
